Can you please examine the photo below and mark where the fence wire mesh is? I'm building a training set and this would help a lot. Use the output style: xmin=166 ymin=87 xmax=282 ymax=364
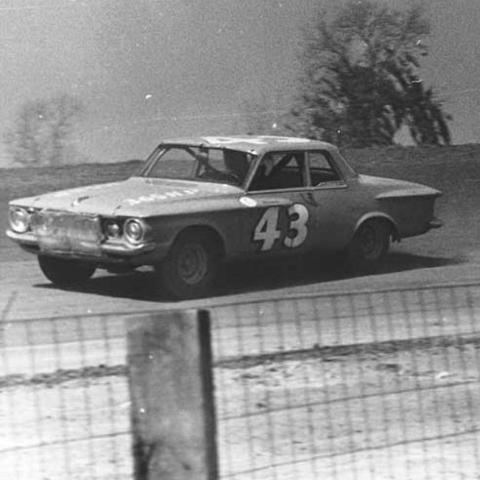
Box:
xmin=211 ymin=284 xmax=480 ymax=480
xmin=0 ymin=313 xmax=131 ymax=480
xmin=1 ymin=282 xmax=480 ymax=479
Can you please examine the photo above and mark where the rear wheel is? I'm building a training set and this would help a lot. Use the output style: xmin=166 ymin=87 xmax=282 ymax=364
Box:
xmin=347 ymin=219 xmax=391 ymax=273
xmin=157 ymin=231 xmax=221 ymax=299
xmin=38 ymin=255 xmax=96 ymax=287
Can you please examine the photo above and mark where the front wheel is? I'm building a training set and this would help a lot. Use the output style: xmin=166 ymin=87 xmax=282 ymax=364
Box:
xmin=156 ymin=232 xmax=221 ymax=299
xmin=346 ymin=220 xmax=391 ymax=274
xmin=38 ymin=255 xmax=96 ymax=287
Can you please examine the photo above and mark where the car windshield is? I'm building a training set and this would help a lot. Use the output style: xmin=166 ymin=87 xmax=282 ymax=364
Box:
xmin=139 ymin=145 xmax=255 ymax=187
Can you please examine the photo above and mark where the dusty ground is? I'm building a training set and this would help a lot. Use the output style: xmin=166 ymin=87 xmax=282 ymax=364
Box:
xmin=2 ymin=269 xmax=480 ymax=480
xmin=0 ymin=373 xmax=130 ymax=480
xmin=2 ymin=145 xmax=480 ymax=479
xmin=216 ymin=342 xmax=480 ymax=479
xmin=1 ymin=339 xmax=480 ymax=480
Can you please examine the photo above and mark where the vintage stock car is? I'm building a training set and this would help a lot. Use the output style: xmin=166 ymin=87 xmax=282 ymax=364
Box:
xmin=7 ymin=136 xmax=442 ymax=299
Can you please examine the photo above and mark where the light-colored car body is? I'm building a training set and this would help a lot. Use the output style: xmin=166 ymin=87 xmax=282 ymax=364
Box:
xmin=6 ymin=135 xmax=442 ymax=297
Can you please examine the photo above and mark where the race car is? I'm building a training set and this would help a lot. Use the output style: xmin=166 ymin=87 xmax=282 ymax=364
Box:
xmin=6 ymin=135 xmax=442 ymax=299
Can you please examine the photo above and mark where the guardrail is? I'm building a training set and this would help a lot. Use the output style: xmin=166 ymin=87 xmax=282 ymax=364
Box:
xmin=1 ymin=282 xmax=480 ymax=479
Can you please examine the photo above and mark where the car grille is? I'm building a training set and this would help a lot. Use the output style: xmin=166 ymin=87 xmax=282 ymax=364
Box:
xmin=31 ymin=211 xmax=102 ymax=256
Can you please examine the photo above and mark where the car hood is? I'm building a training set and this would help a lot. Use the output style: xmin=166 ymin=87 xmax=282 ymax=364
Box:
xmin=10 ymin=177 xmax=245 ymax=217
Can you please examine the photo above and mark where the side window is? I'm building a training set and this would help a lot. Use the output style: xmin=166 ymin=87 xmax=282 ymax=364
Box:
xmin=308 ymin=151 xmax=341 ymax=186
xmin=249 ymin=152 xmax=306 ymax=191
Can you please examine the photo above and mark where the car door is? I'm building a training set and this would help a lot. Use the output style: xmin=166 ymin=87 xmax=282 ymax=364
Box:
xmin=243 ymin=149 xmax=358 ymax=256
xmin=245 ymin=150 xmax=319 ymax=255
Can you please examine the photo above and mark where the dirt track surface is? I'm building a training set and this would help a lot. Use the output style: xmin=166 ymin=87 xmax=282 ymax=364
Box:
xmin=3 ymin=143 xmax=480 ymax=316
xmin=2 ymin=145 xmax=480 ymax=479
xmin=1 ymin=254 xmax=480 ymax=322
xmin=3 ymin=265 xmax=480 ymax=480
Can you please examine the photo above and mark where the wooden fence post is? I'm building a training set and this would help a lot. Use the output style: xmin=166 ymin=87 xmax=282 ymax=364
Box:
xmin=127 ymin=309 xmax=217 ymax=480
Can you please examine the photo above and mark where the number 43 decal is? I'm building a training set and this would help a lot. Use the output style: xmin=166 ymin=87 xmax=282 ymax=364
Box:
xmin=253 ymin=204 xmax=309 ymax=251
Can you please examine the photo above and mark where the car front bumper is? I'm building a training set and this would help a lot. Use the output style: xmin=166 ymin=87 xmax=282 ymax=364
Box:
xmin=6 ymin=229 xmax=157 ymax=262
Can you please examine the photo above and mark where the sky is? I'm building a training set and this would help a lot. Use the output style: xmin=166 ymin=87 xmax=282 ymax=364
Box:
xmin=0 ymin=0 xmax=479 ymax=166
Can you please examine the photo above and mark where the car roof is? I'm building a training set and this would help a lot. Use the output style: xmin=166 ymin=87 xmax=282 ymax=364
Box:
xmin=159 ymin=135 xmax=337 ymax=155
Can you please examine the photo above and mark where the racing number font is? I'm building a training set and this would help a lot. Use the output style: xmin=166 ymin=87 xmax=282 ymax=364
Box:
xmin=253 ymin=204 xmax=309 ymax=251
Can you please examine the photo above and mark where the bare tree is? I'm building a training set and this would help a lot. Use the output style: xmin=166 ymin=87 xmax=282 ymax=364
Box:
xmin=286 ymin=1 xmax=451 ymax=147
xmin=5 ymin=94 xmax=83 ymax=166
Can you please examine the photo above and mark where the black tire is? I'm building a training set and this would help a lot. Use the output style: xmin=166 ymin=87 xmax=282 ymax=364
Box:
xmin=157 ymin=231 xmax=221 ymax=300
xmin=347 ymin=219 xmax=391 ymax=273
xmin=38 ymin=255 xmax=96 ymax=287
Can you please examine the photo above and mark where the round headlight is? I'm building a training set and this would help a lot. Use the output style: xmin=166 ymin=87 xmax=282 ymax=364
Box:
xmin=9 ymin=207 xmax=31 ymax=234
xmin=124 ymin=219 xmax=145 ymax=244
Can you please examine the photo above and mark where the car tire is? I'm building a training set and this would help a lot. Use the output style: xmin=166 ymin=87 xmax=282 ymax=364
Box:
xmin=157 ymin=231 xmax=220 ymax=300
xmin=347 ymin=219 xmax=391 ymax=274
xmin=38 ymin=255 xmax=96 ymax=287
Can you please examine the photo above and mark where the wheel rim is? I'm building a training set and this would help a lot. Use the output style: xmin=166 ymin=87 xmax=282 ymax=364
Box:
xmin=176 ymin=243 xmax=208 ymax=285
xmin=358 ymin=224 xmax=383 ymax=260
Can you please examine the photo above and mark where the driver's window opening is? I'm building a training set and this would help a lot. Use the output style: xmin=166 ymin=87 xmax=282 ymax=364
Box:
xmin=249 ymin=151 xmax=307 ymax=191
xmin=196 ymin=148 xmax=250 ymax=185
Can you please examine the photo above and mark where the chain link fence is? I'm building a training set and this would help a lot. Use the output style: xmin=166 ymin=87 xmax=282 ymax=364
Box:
xmin=1 ymin=282 xmax=480 ymax=479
